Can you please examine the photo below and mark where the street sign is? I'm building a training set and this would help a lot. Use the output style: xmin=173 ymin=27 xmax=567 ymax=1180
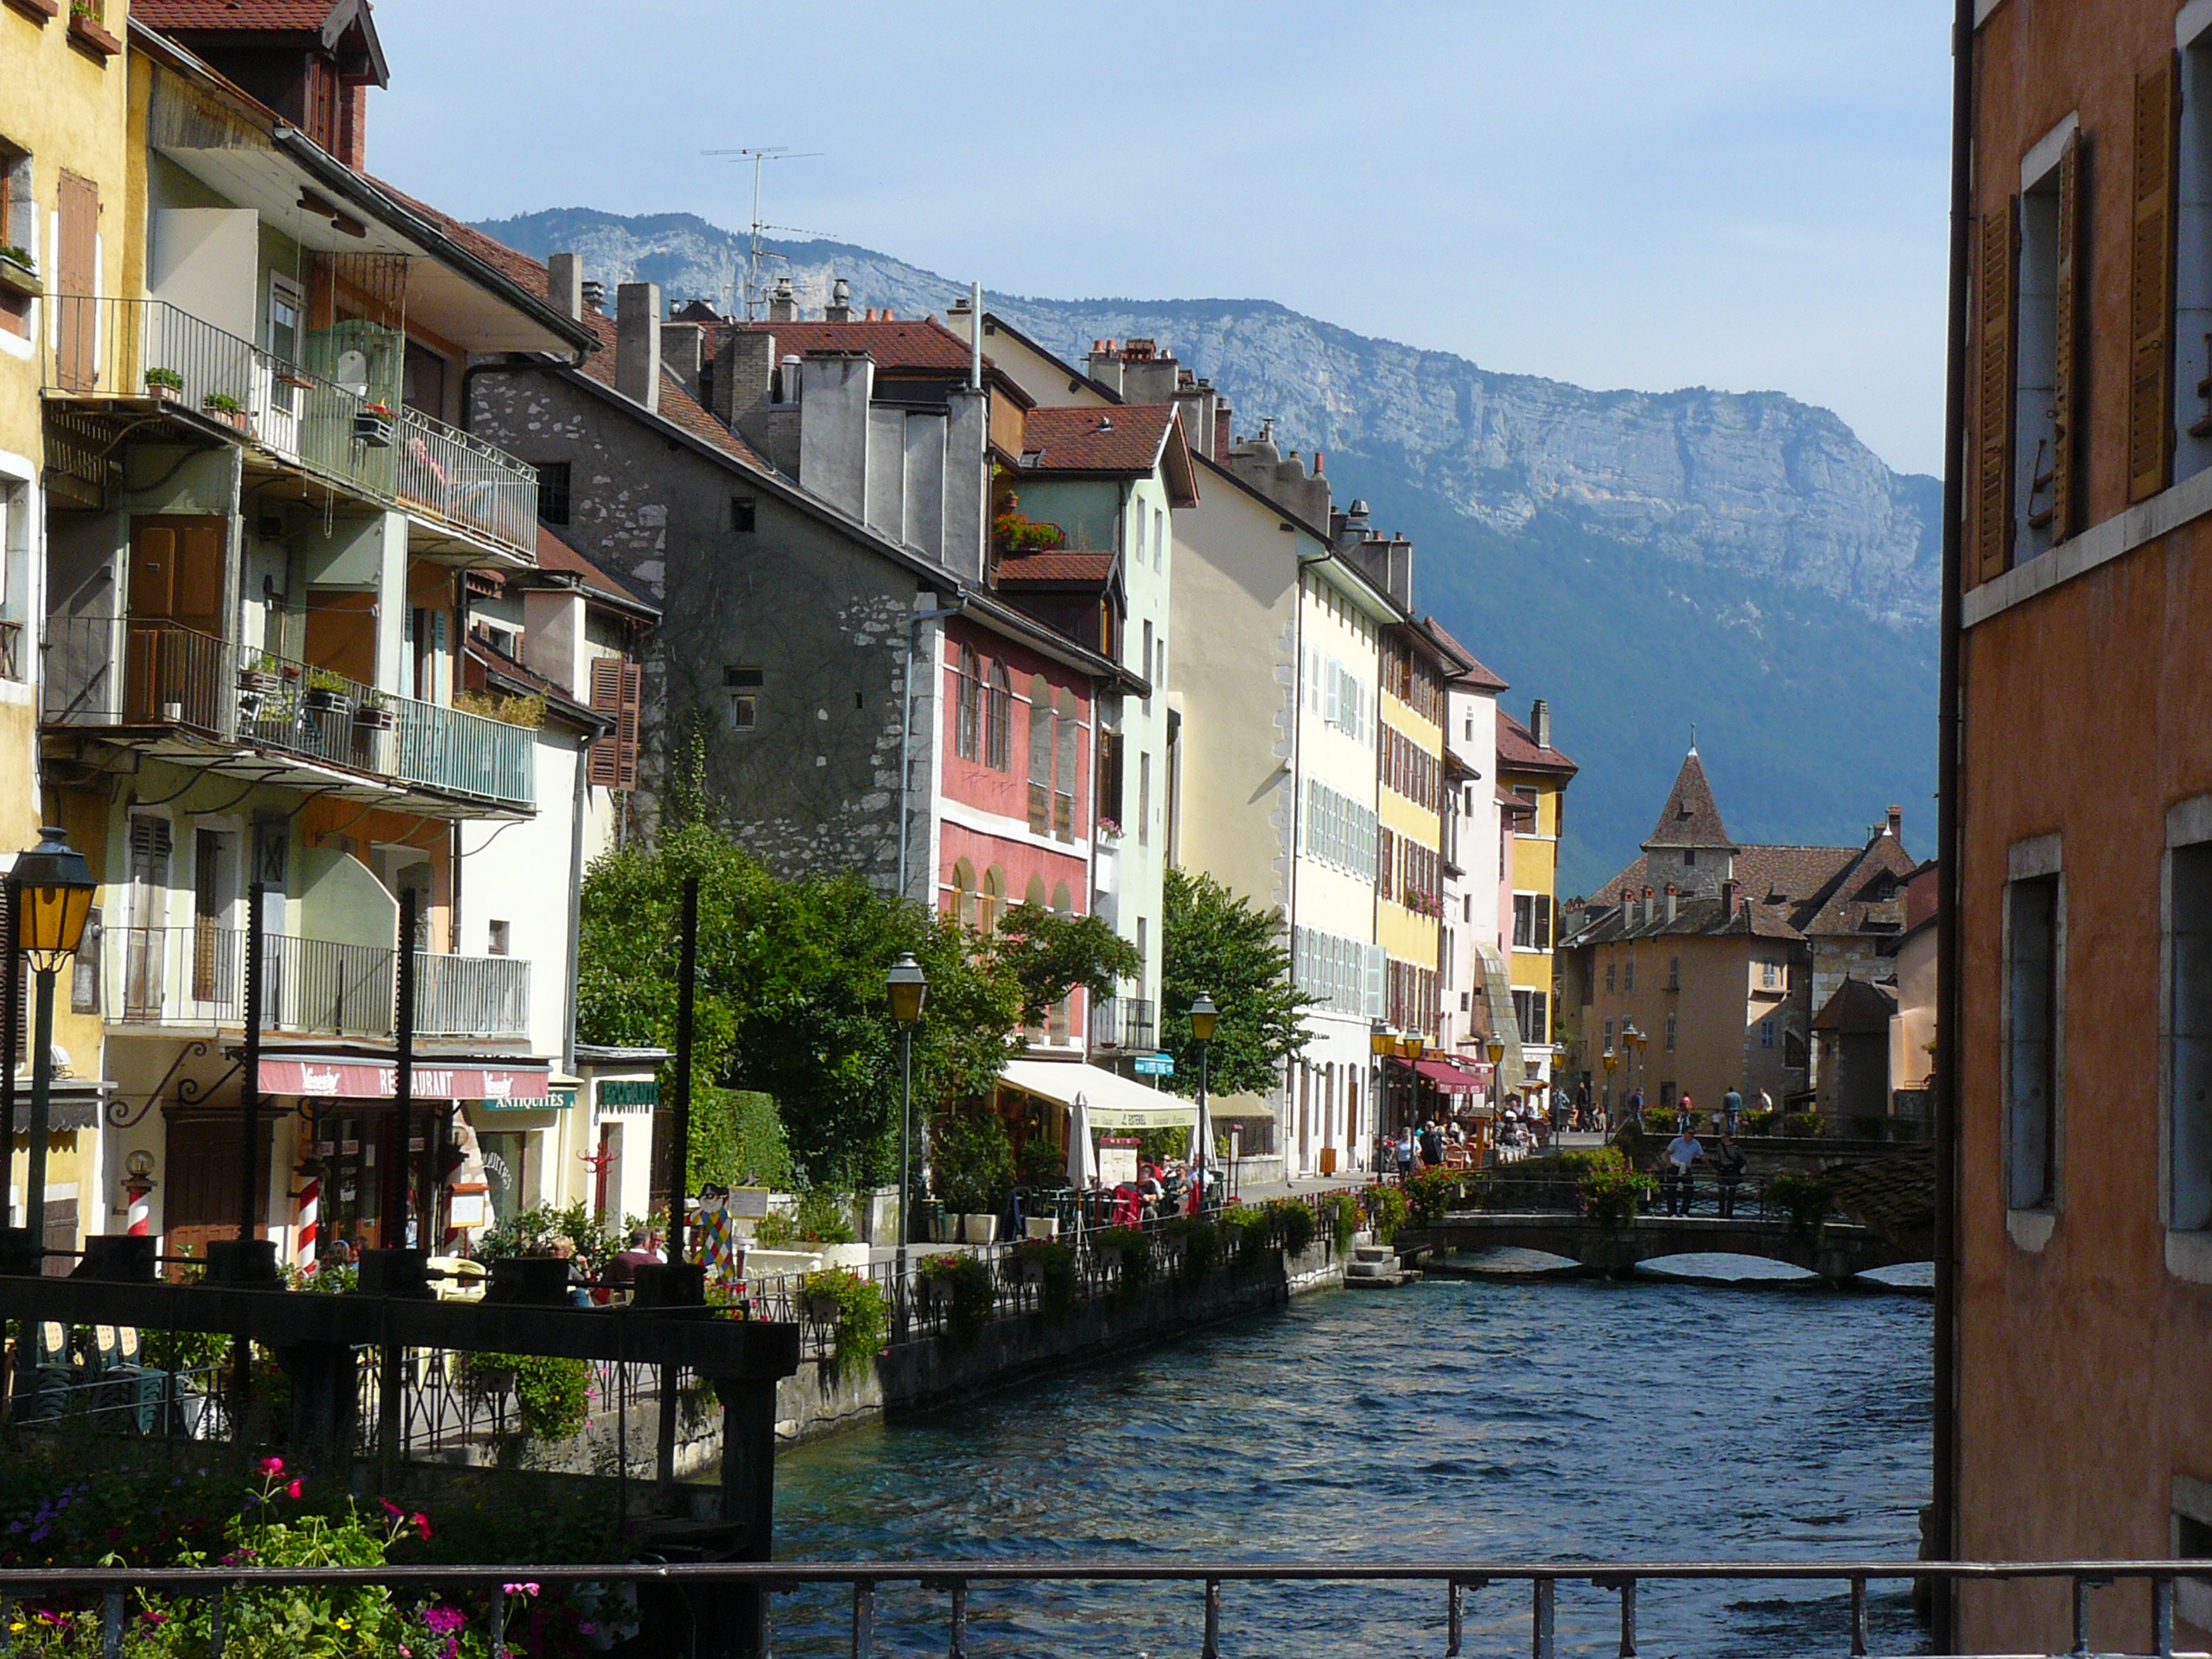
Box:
xmin=1133 ymin=1052 xmax=1175 ymax=1077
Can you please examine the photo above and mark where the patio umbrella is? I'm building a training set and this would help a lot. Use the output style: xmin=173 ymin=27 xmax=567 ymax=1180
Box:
xmin=1067 ymin=1092 xmax=1099 ymax=1188
xmin=1188 ymin=1091 xmax=1214 ymax=1213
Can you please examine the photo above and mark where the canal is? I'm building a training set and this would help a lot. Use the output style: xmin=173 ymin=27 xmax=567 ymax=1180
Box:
xmin=769 ymin=1268 xmax=1933 ymax=1657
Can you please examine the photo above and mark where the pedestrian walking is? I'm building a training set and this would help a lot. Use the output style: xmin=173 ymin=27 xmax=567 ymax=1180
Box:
xmin=1664 ymin=1123 xmax=1704 ymax=1216
xmin=1720 ymin=1085 xmax=1744 ymax=1137
xmin=1713 ymin=1131 xmax=1748 ymax=1217
xmin=1630 ymin=1085 xmax=1647 ymax=1132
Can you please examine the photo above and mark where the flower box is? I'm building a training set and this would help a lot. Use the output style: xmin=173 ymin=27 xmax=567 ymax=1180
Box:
xmin=238 ymin=669 xmax=284 ymax=697
xmin=304 ymin=687 xmax=353 ymax=715
xmin=275 ymin=369 xmax=316 ymax=391
xmin=3 ymin=0 xmax=60 ymax=24
xmin=353 ymin=406 xmax=394 ymax=448
xmin=67 ymin=6 xmax=120 ymax=56
xmin=351 ymin=701 xmax=396 ymax=731
xmin=0 ymin=254 xmax=40 ymax=302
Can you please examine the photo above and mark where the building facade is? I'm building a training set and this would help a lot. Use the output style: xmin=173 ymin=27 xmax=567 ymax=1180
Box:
xmin=1496 ymin=701 xmax=1577 ymax=1109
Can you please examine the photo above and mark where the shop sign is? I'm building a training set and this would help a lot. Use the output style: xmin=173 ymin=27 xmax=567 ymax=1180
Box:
xmin=258 ymin=1057 xmax=551 ymax=1101
xmin=477 ymin=1086 xmax=574 ymax=1115
xmin=1132 ymin=1052 xmax=1175 ymax=1077
xmin=596 ymin=1078 xmax=658 ymax=1115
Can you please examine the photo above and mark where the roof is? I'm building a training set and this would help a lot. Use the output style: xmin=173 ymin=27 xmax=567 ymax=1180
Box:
xmin=1644 ymin=749 xmax=1737 ymax=852
xmin=528 ymin=526 xmax=661 ymax=620
xmin=461 ymin=638 xmax=607 ymax=737
xmin=1497 ymin=708 xmax=1578 ymax=779
xmin=1812 ymin=976 xmax=1900 ymax=1034
xmin=1021 ymin=404 xmax=1175 ymax=474
xmin=994 ymin=550 xmax=1119 ymax=587
xmin=738 ymin=318 xmax=978 ymax=374
xmin=1568 ymin=892 xmax=1804 ymax=945
xmin=136 ymin=0 xmax=340 ymax=24
xmin=1423 ymin=619 xmax=1508 ymax=691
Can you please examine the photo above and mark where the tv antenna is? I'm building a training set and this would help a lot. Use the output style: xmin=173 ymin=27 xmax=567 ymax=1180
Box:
xmin=701 ymin=146 xmax=831 ymax=320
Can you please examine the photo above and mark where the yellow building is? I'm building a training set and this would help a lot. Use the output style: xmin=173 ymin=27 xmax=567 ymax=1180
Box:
xmin=1374 ymin=619 xmax=1463 ymax=1043
xmin=3 ymin=0 xmax=137 ymax=1251
xmin=1496 ymin=701 xmax=1576 ymax=1107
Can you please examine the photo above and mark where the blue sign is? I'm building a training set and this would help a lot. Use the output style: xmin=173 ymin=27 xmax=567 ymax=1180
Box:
xmin=1133 ymin=1053 xmax=1175 ymax=1077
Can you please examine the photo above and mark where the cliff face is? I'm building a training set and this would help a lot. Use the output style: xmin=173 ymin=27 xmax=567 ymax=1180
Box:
xmin=471 ymin=209 xmax=1939 ymax=888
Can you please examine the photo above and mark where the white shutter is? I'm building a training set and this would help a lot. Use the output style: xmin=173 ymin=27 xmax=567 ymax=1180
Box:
xmin=1365 ymin=944 xmax=1386 ymax=1019
xmin=1324 ymin=658 xmax=1340 ymax=725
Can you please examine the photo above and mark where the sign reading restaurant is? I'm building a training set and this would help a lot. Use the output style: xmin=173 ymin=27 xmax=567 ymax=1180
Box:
xmin=256 ymin=1057 xmax=553 ymax=1102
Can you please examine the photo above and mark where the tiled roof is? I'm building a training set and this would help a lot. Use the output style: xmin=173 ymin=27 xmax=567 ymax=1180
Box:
xmin=1567 ymin=892 xmax=1803 ymax=945
xmin=1643 ymin=749 xmax=1735 ymax=850
xmin=532 ymin=526 xmax=660 ymax=617
xmin=461 ymin=638 xmax=601 ymax=732
xmin=995 ymin=550 xmax=1117 ymax=586
xmin=135 ymin=1 xmax=340 ymax=27
xmin=734 ymin=318 xmax=980 ymax=374
xmin=1811 ymin=976 xmax=1899 ymax=1034
xmin=1422 ymin=619 xmax=1508 ymax=691
xmin=1795 ymin=834 xmax=1917 ymax=939
xmin=1497 ymin=708 xmax=1578 ymax=777
xmin=1020 ymin=404 xmax=1177 ymax=474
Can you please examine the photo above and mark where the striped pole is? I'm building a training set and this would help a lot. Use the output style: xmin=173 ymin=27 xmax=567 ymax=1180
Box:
xmin=293 ymin=1173 xmax=319 ymax=1275
xmin=124 ymin=1180 xmax=152 ymax=1238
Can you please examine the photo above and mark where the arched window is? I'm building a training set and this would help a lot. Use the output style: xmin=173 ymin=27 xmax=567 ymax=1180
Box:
xmin=953 ymin=858 xmax=977 ymax=929
xmin=1051 ymin=880 xmax=1072 ymax=916
xmin=1052 ymin=688 xmax=1078 ymax=842
xmin=981 ymin=866 xmax=1005 ymax=938
xmin=986 ymin=663 xmax=1013 ymax=771
xmin=954 ymin=645 xmax=982 ymax=761
xmin=1025 ymin=874 xmax=1048 ymax=911
xmin=1027 ymin=675 xmax=1053 ymax=834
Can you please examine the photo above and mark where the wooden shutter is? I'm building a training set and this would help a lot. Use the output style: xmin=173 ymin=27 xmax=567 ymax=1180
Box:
xmin=587 ymin=656 xmax=641 ymax=790
xmin=2050 ymin=133 xmax=2086 ymax=541
xmin=1974 ymin=198 xmax=2020 ymax=585
xmin=2130 ymin=57 xmax=2181 ymax=504
xmin=55 ymin=170 xmax=99 ymax=392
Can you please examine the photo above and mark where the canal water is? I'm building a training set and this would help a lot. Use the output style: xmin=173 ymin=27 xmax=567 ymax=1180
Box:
xmin=770 ymin=1271 xmax=1932 ymax=1658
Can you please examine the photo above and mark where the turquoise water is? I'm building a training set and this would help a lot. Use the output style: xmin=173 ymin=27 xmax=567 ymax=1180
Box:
xmin=769 ymin=1274 xmax=1932 ymax=1657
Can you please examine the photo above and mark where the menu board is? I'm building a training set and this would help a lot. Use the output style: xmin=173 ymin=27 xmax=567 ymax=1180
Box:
xmin=1096 ymin=1135 xmax=1141 ymax=1188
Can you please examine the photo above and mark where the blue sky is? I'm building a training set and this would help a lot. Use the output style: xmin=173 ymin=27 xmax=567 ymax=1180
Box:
xmin=367 ymin=1 xmax=1954 ymax=477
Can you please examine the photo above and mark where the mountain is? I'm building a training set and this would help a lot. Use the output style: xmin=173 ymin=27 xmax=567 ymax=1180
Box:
xmin=470 ymin=207 xmax=1940 ymax=893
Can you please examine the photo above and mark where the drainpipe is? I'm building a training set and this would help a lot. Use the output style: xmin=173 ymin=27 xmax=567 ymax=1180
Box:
xmin=898 ymin=601 xmax=964 ymax=906
xmin=563 ymin=729 xmax=590 ymax=1073
xmin=1932 ymin=0 xmax=1975 ymax=1638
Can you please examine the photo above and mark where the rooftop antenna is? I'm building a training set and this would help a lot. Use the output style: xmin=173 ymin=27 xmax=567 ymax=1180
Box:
xmin=701 ymin=146 xmax=830 ymax=320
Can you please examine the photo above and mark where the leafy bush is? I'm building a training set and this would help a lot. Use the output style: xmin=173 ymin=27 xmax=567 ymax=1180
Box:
xmin=1015 ymin=1134 xmax=1066 ymax=1186
xmin=1362 ymin=1184 xmax=1409 ymax=1245
xmin=1405 ymin=1167 xmax=1461 ymax=1226
xmin=802 ymin=1268 xmax=887 ymax=1381
xmin=1263 ymin=1198 xmax=1318 ymax=1256
xmin=793 ymin=1185 xmax=855 ymax=1244
xmin=200 ymin=391 xmax=242 ymax=415
xmin=1164 ymin=1216 xmax=1221 ymax=1280
xmin=1008 ymin=1238 xmax=1078 ymax=1321
xmin=1765 ymin=1171 xmax=1834 ymax=1234
xmin=1322 ymin=1191 xmax=1360 ymax=1252
xmin=691 ymin=1086 xmax=790 ymax=1192
xmin=1641 ymin=1107 xmax=1680 ymax=1133
xmin=460 ymin=1351 xmax=592 ymax=1441
xmin=919 ymin=1252 xmax=996 ymax=1346
xmin=931 ymin=1104 xmax=1013 ymax=1217
xmin=1742 ymin=1109 xmax=1782 ymax=1135
xmin=1219 ymin=1204 xmax=1275 ymax=1269
xmin=1580 ymin=1164 xmax=1656 ymax=1228
xmin=479 ymin=1202 xmax=623 ymax=1276
xmin=1781 ymin=1110 xmax=1826 ymax=1140
xmin=1095 ymin=1225 xmax=1152 ymax=1295
xmin=143 ymin=366 xmax=183 ymax=391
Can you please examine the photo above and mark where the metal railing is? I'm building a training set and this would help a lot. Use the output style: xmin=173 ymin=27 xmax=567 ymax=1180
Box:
xmin=0 ymin=618 xmax=21 ymax=681
xmin=42 ymin=615 xmax=536 ymax=810
xmin=0 ymin=1558 xmax=2201 ymax=1659
xmin=41 ymin=296 xmax=538 ymax=561
xmin=1086 ymin=995 xmax=1157 ymax=1052
xmin=105 ymin=925 xmax=529 ymax=1040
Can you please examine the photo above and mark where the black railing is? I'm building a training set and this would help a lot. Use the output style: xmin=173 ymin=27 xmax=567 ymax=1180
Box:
xmin=1086 ymin=995 xmax=1157 ymax=1052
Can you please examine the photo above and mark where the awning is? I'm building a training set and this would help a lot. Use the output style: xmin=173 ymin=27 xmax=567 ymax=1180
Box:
xmin=1414 ymin=1058 xmax=1480 ymax=1095
xmin=1205 ymin=1091 xmax=1276 ymax=1120
xmin=998 ymin=1058 xmax=1197 ymax=1129
xmin=257 ymin=1054 xmax=553 ymax=1102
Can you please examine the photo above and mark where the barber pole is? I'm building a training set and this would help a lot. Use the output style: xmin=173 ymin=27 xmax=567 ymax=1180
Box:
xmin=124 ymin=1179 xmax=152 ymax=1237
xmin=293 ymin=1173 xmax=320 ymax=1275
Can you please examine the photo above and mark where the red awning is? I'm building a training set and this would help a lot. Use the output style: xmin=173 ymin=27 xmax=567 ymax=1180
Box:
xmin=256 ymin=1057 xmax=552 ymax=1102
xmin=1414 ymin=1058 xmax=1481 ymax=1094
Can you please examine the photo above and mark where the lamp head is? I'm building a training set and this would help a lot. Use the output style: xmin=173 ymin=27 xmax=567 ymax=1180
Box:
xmin=1604 ymin=1047 xmax=1619 ymax=1072
xmin=1187 ymin=993 xmax=1219 ymax=1044
xmin=1370 ymin=1020 xmax=1393 ymax=1057
xmin=885 ymin=951 xmax=928 ymax=1027
xmin=1405 ymin=1033 xmax=1426 ymax=1060
xmin=14 ymin=826 xmax=96 ymax=971
xmin=1485 ymin=1036 xmax=1505 ymax=1066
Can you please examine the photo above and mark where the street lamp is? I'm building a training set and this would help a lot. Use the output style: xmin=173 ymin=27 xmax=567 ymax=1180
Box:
xmin=1187 ymin=994 xmax=1217 ymax=1210
xmin=11 ymin=827 xmax=95 ymax=1255
xmin=1370 ymin=1021 xmax=1393 ymax=1167
xmin=887 ymin=952 xmax=927 ymax=1287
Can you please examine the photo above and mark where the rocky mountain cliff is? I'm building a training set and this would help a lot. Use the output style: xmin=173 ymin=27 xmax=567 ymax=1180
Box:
xmin=471 ymin=207 xmax=1940 ymax=890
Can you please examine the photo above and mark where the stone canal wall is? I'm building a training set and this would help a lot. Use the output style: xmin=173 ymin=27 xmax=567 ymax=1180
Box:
xmin=774 ymin=1237 xmax=1345 ymax=1447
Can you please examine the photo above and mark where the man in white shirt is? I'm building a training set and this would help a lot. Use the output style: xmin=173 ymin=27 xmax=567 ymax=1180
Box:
xmin=1665 ymin=1126 xmax=1705 ymax=1215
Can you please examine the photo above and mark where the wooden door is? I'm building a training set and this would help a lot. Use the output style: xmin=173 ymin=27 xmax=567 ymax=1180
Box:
xmin=125 ymin=518 xmax=225 ymax=722
xmin=55 ymin=170 xmax=99 ymax=392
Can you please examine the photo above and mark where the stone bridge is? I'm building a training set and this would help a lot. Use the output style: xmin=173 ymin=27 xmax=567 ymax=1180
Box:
xmin=1397 ymin=1210 xmax=1928 ymax=1285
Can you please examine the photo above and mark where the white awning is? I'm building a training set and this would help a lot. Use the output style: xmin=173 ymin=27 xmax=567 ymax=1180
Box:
xmin=998 ymin=1058 xmax=1197 ymax=1129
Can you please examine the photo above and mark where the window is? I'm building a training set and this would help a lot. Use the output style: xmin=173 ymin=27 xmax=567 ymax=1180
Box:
xmin=1624 ymin=959 xmax=1636 ymax=993
xmin=1054 ymin=689 xmax=1078 ymax=841
xmin=487 ymin=920 xmax=511 ymax=957
xmin=537 ymin=462 xmax=572 ymax=526
xmin=1603 ymin=1018 xmax=1614 ymax=1049
xmin=1096 ymin=728 xmax=1124 ymax=830
xmin=2005 ymin=870 xmax=2062 ymax=1211
xmin=954 ymin=645 xmax=982 ymax=761
xmin=1141 ymin=620 xmax=1154 ymax=712
xmin=1027 ymin=675 xmax=1053 ymax=836
xmin=1513 ymin=988 xmax=1547 ymax=1046
xmin=1762 ymin=959 xmax=1780 ymax=989
xmin=1664 ymin=1011 xmax=1678 ymax=1052
xmin=953 ymin=859 xmax=977 ymax=929
xmin=1138 ymin=752 xmax=1151 ymax=847
xmin=2172 ymin=840 xmax=2212 ymax=1229
xmin=2011 ymin=128 xmax=2081 ymax=558
xmin=985 ymin=663 xmax=1012 ymax=770
xmin=267 ymin=275 xmax=303 ymax=412
xmin=1513 ymin=894 xmax=1535 ymax=950
xmin=731 ymin=496 xmax=757 ymax=532
xmin=1761 ymin=1019 xmax=1776 ymax=1050
xmin=1605 ymin=961 xmax=1616 ymax=994
xmin=0 ymin=143 xmax=30 ymax=339
xmin=1683 ymin=849 xmax=1696 ymax=868
xmin=1153 ymin=506 xmax=1165 ymax=571
xmin=1667 ymin=956 xmax=1680 ymax=990
xmin=725 ymin=664 xmax=762 ymax=733
xmin=980 ymin=867 xmax=1004 ymax=937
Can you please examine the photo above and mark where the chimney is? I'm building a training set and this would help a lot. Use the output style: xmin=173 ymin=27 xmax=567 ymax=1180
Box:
xmin=796 ymin=352 xmax=875 ymax=520
xmin=615 ymin=283 xmax=662 ymax=412
xmin=825 ymin=278 xmax=854 ymax=323
xmin=768 ymin=276 xmax=798 ymax=323
xmin=581 ymin=278 xmax=606 ymax=314
xmin=546 ymin=253 xmax=584 ymax=321
xmin=1642 ymin=886 xmax=1655 ymax=928
xmin=1722 ymin=878 xmax=1740 ymax=917
xmin=661 ymin=321 xmax=704 ymax=401
xmin=1886 ymin=804 xmax=1904 ymax=842
xmin=1530 ymin=699 xmax=1552 ymax=751
xmin=339 ymin=83 xmax=368 ymax=170
xmin=1213 ymin=403 xmax=1232 ymax=463
xmin=1664 ymin=883 xmax=1679 ymax=923
xmin=1087 ymin=339 xmax=1124 ymax=398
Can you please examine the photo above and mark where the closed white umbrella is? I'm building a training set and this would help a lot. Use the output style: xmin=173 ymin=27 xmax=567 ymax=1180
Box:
xmin=1188 ymin=1091 xmax=1214 ymax=1212
xmin=1067 ymin=1092 xmax=1099 ymax=1188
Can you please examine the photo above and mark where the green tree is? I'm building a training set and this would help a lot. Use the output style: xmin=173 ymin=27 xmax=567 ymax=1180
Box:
xmin=1160 ymin=867 xmax=1315 ymax=1096
xmin=992 ymin=902 xmax=1141 ymax=1024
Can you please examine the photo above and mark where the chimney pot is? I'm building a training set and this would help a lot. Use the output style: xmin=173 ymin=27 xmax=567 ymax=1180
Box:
xmin=825 ymin=278 xmax=853 ymax=324
xmin=580 ymin=278 xmax=606 ymax=313
xmin=768 ymin=275 xmax=798 ymax=323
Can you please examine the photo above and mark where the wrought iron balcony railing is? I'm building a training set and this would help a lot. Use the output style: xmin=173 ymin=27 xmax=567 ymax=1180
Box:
xmin=42 ymin=615 xmax=535 ymax=811
xmin=107 ymin=924 xmax=530 ymax=1040
xmin=43 ymin=296 xmax=538 ymax=561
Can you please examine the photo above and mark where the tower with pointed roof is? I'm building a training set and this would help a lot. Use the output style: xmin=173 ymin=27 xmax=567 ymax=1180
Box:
xmin=1640 ymin=747 xmax=1739 ymax=899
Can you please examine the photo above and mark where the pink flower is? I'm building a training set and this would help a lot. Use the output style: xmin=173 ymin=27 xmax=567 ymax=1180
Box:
xmin=423 ymin=1607 xmax=466 ymax=1635
xmin=412 ymin=1513 xmax=432 ymax=1540
xmin=501 ymin=1581 xmax=538 ymax=1598
xmin=380 ymin=1499 xmax=403 ymax=1519
xmin=257 ymin=1457 xmax=283 ymax=1478
xmin=284 ymin=1479 xmax=302 ymax=1500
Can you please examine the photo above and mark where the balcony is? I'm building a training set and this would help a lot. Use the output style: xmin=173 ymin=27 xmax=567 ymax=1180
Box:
xmin=110 ymin=925 xmax=531 ymax=1041
xmin=42 ymin=296 xmax=538 ymax=564
xmin=44 ymin=616 xmax=535 ymax=815
xmin=1088 ymin=996 xmax=1158 ymax=1054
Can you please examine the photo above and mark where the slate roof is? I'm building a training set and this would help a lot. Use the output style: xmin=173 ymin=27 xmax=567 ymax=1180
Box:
xmin=1812 ymin=976 xmax=1899 ymax=1034
xmin=1567 ymin=892 xmax=1803 ymax=945
xmin=1643 ymin=749 xmax=1736 ymax=851
xmin=1020 ymin=404 xmax=1178 ymax=474
xmin=1497 ymin=708 xmax=1578 ymax=778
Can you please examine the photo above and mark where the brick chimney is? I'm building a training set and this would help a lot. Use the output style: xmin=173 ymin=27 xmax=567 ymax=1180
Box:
xmin=1722 ymin=877 xmax=1740 ymax=917
xmin=615 ymin=283 xmax=662 ymax=414
xmin=1213 ymin=404 xmax=1232 ymax=463
xmin=1886 ymin=804 xmax=1904 ymax=842
xmin=546 ymin=253 xmax=584 ymax=321
xmin=1530 ymin=698 xmax=1552 ymax=750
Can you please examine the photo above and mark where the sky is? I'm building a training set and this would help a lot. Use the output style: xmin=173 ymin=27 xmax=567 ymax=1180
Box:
xmin=366 ymin=1 xmax=1955 ymax=478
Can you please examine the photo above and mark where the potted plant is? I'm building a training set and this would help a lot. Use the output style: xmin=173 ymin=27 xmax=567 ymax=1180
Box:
xmin=144 ymin=366 xmax=185 ymax=403
xmin=353 ymin=400 xmax=395 ymax=448
xmin=274 ymin=362 xmax=316 ymax=391
xmin=237 ymin=652 xmax=284 ymax=697
xmin=201 ymin=391 xmax=250 ymax=434
xmin=0 ymin=245 xmax=39 ymax=300
xmin=303 ymin=666 xmax=353 ymax=715
xmin=352 ymin=690 xmax=396 ymax=731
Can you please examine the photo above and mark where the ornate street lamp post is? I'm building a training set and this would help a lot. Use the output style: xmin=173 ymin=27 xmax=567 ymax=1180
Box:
xmin=887 ymin=952 xmax=928 ymax=1289
xmin=1485 ymin=1035 xmax=1507 ymax=1149
xmin=1370 ymin=1021 xmax=1394 ymax=1168
xmin=10 ymin=828 xmax=96 ymax=1258
xmin=1603 ymin=1046 xmax=1619 ymax=1130
xmin=1187 ymin=994 xmax=1217 ymax=1210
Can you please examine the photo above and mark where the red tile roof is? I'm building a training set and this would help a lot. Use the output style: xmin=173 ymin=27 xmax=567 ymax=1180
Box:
xmin=734 ymin=318 xmax=980 ymax=374
xmin=532 ymin=526 xmax=659 ymax=616
xmin=994 ymin=550 xmax=1117 ymax=586
xmin=135 ymin=1 xmax=340 ymax=27
xmin=1421 ymin=619 xmax=1507 ymax=691
xmin=1497 ymin=708 xmax=1578 ymax=777
xmin=1020 ymin=404 xmax=1178 ymax=474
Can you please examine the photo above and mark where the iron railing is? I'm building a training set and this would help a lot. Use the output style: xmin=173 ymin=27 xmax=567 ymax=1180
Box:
xmin=42 ymin=615 xmax=536 ymax=810
xmin=0 ymin=1559 xmax=2202 ymax=1659
xmin=1085 ymin=995 xmax=1157 ymax=1052
xmin=105 ymin=925 xmax=529 ymax=1040
xmin=41 ymin=296 xmax=538 ymax=561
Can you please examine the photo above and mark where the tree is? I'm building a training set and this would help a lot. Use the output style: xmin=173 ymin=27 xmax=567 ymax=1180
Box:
xmin=991 ymin=903 xmax=1141 ymax=1025
xmin=1160 ymin=868 xmax=1315 ymax=1097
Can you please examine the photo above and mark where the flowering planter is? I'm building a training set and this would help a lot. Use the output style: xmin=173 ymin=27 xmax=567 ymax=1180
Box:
xmin=0 ymin=256 xmax=40 ymax=301
xmin=146 ymin=382 xmax=181 ymax=405
xmin=353 ymin=409 xmax=395 ymax=448
xmin=352 ymin=702 xmax=396 ymax=731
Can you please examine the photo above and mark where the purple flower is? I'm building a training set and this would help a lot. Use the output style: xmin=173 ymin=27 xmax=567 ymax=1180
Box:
xmin=423 ymin=1606 xmax=466 ymax=1635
